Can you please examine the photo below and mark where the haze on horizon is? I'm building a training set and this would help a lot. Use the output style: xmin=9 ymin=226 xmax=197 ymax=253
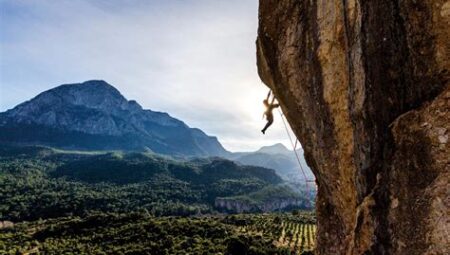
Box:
xmin=0 ymin=0 xmax=296 ymax=152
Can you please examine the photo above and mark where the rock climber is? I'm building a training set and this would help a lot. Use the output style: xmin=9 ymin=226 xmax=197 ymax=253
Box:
xmin=261 ymin=91 xmax=279 ymax=135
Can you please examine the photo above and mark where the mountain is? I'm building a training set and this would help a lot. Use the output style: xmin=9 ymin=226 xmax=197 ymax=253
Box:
xmin=0 ymin=80 xmax=228 ymax=157
xmin=256 ymin=143 xmax=292 ymax=154
xmin=230 ymin=143 xmax=314 ymax=182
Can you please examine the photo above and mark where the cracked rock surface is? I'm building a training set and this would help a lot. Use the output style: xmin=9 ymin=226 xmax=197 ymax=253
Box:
xmin=257 ymin=0 xmax=449 ymax=254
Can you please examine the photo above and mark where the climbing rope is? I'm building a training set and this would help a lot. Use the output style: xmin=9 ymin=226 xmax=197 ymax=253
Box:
xmin=263 ymin=89 xmax=313 ymax=192
xmin=277 ymin=108 xmax=311 ymax=191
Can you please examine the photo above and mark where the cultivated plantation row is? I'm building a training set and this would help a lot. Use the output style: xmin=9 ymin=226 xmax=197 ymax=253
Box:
xmin=230 ymin=212 xmax=316 ymax=254
xmin=2 ymin=212 xmax=316 ymax=255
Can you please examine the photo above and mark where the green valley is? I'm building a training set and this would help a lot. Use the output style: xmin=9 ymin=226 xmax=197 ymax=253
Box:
xmin=0 ymin=145 xmax=313 ymax=222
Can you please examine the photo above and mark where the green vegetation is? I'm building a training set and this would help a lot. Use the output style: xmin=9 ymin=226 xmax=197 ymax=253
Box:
xmin=0 ymin=145 xmax=316 ymax=254
xmin=0 ymin=145 xmax=313 ymax=222
xmin=1 ymin=212 xmax=316 ymax=255
xmin=220 ymin=185 xmax=303 ymax=205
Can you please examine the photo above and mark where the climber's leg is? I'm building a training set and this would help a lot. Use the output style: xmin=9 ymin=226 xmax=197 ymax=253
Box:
xmin=261 ymin=115 xmax=274 ymax=134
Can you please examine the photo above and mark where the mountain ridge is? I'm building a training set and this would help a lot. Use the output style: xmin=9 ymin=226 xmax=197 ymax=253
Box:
xmin=0 ymin=80 xmax=228 ymax=157
xmin=230 ymin=143 xmax=314 ymax=181
xmin=0 ymin=80 xmax=314 ymax=182
xmin=256 ymin=143 xmax=291 ymax=155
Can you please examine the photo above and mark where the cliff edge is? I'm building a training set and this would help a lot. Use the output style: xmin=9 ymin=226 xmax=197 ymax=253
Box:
xmin=256 ymin=1 xmax=449 ymax=254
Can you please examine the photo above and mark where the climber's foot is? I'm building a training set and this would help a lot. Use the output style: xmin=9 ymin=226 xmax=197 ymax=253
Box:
xmin=261 ymin=129 xmax=265 ymax=135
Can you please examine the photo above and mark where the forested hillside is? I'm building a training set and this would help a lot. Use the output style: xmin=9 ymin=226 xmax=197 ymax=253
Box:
xmin=0 ymin=145 xmax=313 ymax=221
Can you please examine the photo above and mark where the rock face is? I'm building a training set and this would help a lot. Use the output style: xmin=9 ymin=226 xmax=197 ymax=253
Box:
xmin=256 ymin=1 xmax=448 ymax=254
xmin=0 ymin=80 xmax=228 ymax=157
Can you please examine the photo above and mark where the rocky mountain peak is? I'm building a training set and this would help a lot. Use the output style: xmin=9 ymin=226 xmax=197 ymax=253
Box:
xmin=0 ymin=80 xmax=228 ymax=157
xmin=5 ymin=80 xmax=142 ymax=120
xmin=257 ymin=143 xmax=291 ymax=155
xmin=41 ymin=80 xmax=124 ymax=103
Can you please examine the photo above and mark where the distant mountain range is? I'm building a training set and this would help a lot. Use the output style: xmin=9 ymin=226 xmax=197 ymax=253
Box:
xmin=231 ymin=143 xmax=314 ymax=181
xmin=0 ymin=80 xmax=228 ymax=157
xmin=0 ymin=80 xmax=313 ymax=181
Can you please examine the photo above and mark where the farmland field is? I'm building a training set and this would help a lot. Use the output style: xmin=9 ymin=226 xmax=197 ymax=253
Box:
xmin=230 ymin=212 xmax=316 ymax=254
xmin=1 ymin=212 xmax=316 ymax=255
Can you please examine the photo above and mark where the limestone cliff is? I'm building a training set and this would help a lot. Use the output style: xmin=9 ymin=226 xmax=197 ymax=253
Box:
xmin=256 ymin=1 xmax=448 ymax=254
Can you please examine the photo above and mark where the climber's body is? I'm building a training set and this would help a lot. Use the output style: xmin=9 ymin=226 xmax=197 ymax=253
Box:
xmin=261 ymin=91 xmax=279 ymax=134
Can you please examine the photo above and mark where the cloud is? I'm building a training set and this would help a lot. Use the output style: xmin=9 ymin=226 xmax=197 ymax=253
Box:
xmin=0 ymin=0 xmax=295 ymax=151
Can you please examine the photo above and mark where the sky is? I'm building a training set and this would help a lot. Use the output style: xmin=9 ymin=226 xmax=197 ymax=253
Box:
xmin=0 ymin=0 xmax=296 ymax=152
